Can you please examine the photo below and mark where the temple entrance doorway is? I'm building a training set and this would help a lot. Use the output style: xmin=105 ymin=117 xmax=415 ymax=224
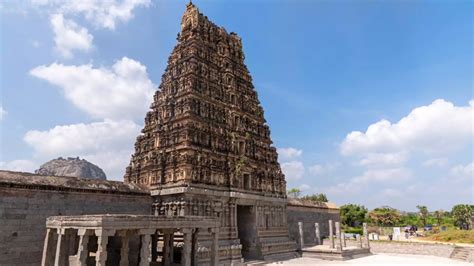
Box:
xmin=237 ymin=205 xmax=258 ymax=260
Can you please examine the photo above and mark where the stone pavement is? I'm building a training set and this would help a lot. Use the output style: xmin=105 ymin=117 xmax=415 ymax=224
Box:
xmin=267 ymin=253 xmax=472 ymax=265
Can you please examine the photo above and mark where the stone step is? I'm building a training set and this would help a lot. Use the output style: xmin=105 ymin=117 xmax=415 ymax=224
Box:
xmin=244 ymin=260 xmax=266 ymax=266
xmin=450 ymin=247 xmax=473 ymax=262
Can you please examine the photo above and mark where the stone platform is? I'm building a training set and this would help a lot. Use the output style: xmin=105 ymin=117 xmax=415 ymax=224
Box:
xmin=302 ymin=245 xmax=371 ymax=261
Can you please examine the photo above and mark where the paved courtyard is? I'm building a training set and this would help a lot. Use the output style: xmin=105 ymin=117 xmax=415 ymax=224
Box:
xmin=268 ymin=253 xmax=471 ymax=265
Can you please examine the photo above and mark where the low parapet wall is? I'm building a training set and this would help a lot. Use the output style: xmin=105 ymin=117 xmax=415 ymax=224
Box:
xmin=0 ymin=170 xmax=152 ymax=266
xmin=286 ymin=198 xmax=340 ymax=247
xmin=367 ymin=240 xmax=456 ymax=258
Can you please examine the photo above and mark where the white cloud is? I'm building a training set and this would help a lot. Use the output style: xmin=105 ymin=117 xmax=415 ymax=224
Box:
xmin=308 ymin=162 xmax=339 ymax=176
xmin=325 ymin=167 xmax=412 ymax=197
xmin=30 ymin=57 xmax=155 ymax=121
xmin=340 ymin=99 xmax=474 ymax=156
xmin=281 ymin=161 xmax=304 ymax=180
xmin=277 ymin=147 xmax=302 ymax=161
xmin=50 ymin=13 xmax=93 ymax=58
xmin=308 ymin=164 xmax=324 ymax=175
xmin=358 ymin=152 xmax=408 ymax=167
xmin=450 ymin=162 xmax=474 ymax=181
xmin=422 ymin=157 xmax=448 ymax=167
xmin=0 ymin=160 xmax=38 ymax=173
xmin=32 ymin=0 xmax=151 ymax=30
xmin=0 ymin=106 xmax=6 ymax=120
xmin=23 ymin=119 xmax=141 ymax=179
xmin=352 ymin=168 xmax=412 ymax=184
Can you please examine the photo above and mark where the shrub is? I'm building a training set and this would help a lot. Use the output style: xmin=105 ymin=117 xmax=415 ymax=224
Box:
xmin=344 ymin=228 xmax=363 ymax=235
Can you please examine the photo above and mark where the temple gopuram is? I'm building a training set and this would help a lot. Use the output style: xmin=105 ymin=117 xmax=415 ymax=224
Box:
xmin=124 ymin=2 xmax=296 ymax=263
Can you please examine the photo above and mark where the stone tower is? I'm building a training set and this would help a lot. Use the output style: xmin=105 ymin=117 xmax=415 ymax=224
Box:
xmin=125 ymin=2 xmax=296 ymax=263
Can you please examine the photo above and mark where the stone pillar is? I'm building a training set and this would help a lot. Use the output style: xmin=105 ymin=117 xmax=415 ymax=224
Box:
xmin=169 ymin=232 xmax=175 ymax=264
xmin=363 ymin=223 xmax=370 ymax=248
xmin=139 ymin=229 xmax=154 ymax=266
xmin=335 ymin=222 xmax=342 ymax=251
xmin=118 ymin=230 xmax=130 ymax=266
xmin=328 ymin=220 xmax=335 ymax=249
xmin=77 ymin=229 xmax=92 ymax=266
xmin=41 ymin=228 xmax=55 ymax=266
xmin=181 ymin=228 xmax=192 ymax=266
xmin=95 ymin=229 xmax=114 ymax=266
xmin=191 ymin=229 xmax=200 ymax=266
xmin=210 ymin=228 xmax=219 ymax=266
xmin=341 ymin=232 xmax=346 ymax=248
xmin=314 ymin=223 xmax=321 ymax=245
xmin=54 ymin=228 xmax=70 ymax=266
xmin=151 ymin=231 xmax=158 ymax=262
xmin=297 ymin=222 xmax=304 ymax=250
xmin=162 ymin=232 xmax=170 ymax=266
xmin=162 ymin=229 xmax=174 ymax=266
xmin=356 ymin=234 xmax=363 ymax=248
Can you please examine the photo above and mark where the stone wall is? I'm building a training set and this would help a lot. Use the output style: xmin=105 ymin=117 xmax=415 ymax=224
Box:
xmin=364 ymin=241 xmax=456 ymax=258
xmin=0 ymin=171 xmax=152 ymax=266
xmin=286 ymin=198 xmax=340 ymax=247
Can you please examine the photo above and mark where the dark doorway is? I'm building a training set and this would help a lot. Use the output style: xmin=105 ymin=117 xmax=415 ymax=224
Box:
xmin=237 ymin=205 xmax=258 ymax=260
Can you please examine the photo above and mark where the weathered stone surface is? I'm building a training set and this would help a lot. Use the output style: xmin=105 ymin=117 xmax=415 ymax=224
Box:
xmin=343 ymin=240 xmax=456 ymax=259
xmin=0 ymin=173 xmax=151 ymax=266
xmin=0 ymin=170 xmax=148 ymax=194
xmin=35 ymin=157 xmax=107 ymax=180
xmin=124 ymin=2 xmax=286 ymax=197
xmin=287 ymin=199 xmax=340 ymax=247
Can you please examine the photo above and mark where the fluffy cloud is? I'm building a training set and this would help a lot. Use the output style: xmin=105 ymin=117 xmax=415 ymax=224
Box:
xmin=277 ymin=147 xmax=302 ymax=161
xmin=0 ymin=106 xmax=6 ymax=120
xmin=31 ymin=0 xmax=151 ymax=30
xmin=450 ymin=162 xmax=474 ymax=181
xmin=341 ymin=99 xmax=474 ymax=156
xmin=24 ymin=119 xmax=141 ymax=179
xmin=30 ymin=57 xmax=155 ymax=121
xmin=50 ymin=13 xmax=93 ymax=58
xmin=325 ymin=167 xmax=412 ymax=196
xmin=323 ymin=99 xmax=474 ymax=209
xmin=358 ymin=152 xmax=407 ymax=167
xmin=308 ymin=162 xmax=339 ymax=176
xmin=281 ymin=161 xmax=304 ymax=180
xmin=308 ymin=164 xmax=323 ymax=175
xmin=422 ymin=158 xmax=448 ymax=167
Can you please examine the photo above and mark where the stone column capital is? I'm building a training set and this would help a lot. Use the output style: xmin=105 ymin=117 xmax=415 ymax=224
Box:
xmin=160 ymin=228 xmax=174 ymax=234
xmin=139 ymin=229 xmax=156 ymax=235
xmin=78 ymin=228 xmax=94 ymax=236
xmin=182 ymin=228 xmax=193 ymax=234
xmin=95 ymin=229 xmax=116 ymax=237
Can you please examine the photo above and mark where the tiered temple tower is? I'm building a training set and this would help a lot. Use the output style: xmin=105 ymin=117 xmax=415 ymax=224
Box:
xmin=125 ymin=3 xmax=296 ymax=263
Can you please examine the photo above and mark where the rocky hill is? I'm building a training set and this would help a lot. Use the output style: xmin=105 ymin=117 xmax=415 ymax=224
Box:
xmin=35 ymin=157 xmax=107 ymax=180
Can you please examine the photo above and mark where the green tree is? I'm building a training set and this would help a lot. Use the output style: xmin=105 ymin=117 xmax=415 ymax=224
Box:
xmin=340 ymin=204 xmax=367 ymax=227
xmin=287 ymin=188 xmax=301 ymax=198
xmin=368 ymin=207 xmax=401 ymax=227
xmin=417 ymin=205 xmax=429 ymax=226
xmin=452 ymin=204 xmax=473 ymax=230
xmin=301 ymin=193 xmax=328 ymax=203
xmin=433 ymin=210 xmax=445 ymax=226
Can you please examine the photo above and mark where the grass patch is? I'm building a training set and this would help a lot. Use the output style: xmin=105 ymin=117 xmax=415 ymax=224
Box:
xmin=424 ymin=230 xmax=474 ymax=244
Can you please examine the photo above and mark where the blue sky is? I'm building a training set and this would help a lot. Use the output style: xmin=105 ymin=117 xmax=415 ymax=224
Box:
xmin=1 ymin=0 xmax=472 ymax=211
